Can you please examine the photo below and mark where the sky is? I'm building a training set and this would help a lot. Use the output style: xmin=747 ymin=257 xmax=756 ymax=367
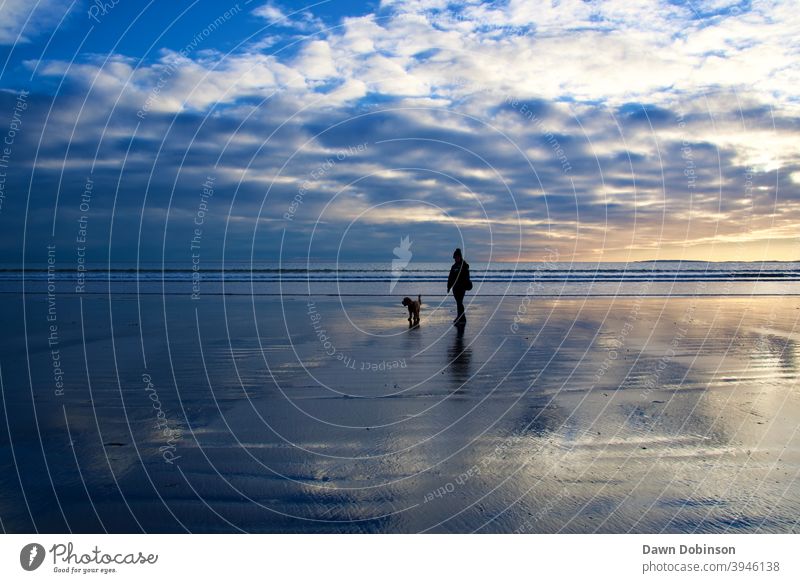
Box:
xmin=0 ymin=0 xmax=798 ymax=264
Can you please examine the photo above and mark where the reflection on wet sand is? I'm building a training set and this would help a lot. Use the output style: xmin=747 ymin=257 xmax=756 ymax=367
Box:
xmin=0 ymin=295 xmax=798 ymax=532
xmin=447 ymin=323 xmax=471 ymax=389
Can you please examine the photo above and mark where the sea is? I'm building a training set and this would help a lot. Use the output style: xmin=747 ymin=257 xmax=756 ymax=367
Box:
xmin=4 ymin=260 xmax=800 ymax=297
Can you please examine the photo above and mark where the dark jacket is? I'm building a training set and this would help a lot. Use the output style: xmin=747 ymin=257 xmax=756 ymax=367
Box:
xmin=447 ymin=261 xmax=471 ymax=294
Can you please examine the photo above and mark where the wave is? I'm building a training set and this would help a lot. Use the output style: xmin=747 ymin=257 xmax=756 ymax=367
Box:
xmin=5 ymin=262 xmax=800 ymax=283
xmin=6 ymin=273 xmax=800 ymax=282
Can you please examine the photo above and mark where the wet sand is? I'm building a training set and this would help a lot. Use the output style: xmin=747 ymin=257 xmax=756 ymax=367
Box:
xmin=1 ymin=293 xmax=799 ymax=532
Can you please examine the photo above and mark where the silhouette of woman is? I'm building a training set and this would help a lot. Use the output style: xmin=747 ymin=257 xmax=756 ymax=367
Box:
xmin=447 ymin=248 xmax=471 ymax=325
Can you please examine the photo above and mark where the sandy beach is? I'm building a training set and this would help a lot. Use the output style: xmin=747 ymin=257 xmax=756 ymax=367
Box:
xmin=0 ymin=291 xmax=798 ymax=533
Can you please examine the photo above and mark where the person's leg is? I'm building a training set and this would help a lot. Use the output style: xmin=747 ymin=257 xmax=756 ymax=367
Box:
xmin=454 ymin=290 xmax=465 ymax=322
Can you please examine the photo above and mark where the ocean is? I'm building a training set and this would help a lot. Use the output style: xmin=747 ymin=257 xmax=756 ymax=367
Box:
xmin=4 ymin=260 xmax=800 ymax=296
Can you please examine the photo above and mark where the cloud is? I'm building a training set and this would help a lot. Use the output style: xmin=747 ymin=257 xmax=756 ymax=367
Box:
xmin=253 ymin=2 xmax=323 ymax=32
xmin=36 ymin=1 xmax=800 ymax=114
xmin=253 ymin=2 xmax=288 ymax=24
xmin=292 ymin=40 xmax=338 ymax=81
xmin=3 ymin=0 xmax=799 ymax=262
xmin=0 ymin=0 xmax=72 ymax=44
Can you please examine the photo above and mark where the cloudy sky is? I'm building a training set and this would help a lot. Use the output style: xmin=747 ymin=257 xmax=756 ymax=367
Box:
xmin=0 ymin=0 xmax=798 ymax=263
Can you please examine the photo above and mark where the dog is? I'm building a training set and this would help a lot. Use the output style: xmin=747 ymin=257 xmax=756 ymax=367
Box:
xmin=401 ymin=295 xmax=422 ymax=325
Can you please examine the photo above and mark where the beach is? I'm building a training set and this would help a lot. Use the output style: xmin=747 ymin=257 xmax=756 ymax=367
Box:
xmin=0 ymin=290 xmax=798 ymax=533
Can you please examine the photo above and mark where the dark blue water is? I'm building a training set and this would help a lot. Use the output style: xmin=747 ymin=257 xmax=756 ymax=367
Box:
xmin=4 ymin=261 xmax=800 ymax=296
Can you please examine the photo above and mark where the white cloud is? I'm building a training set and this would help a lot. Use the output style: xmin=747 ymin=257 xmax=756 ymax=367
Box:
xmin=253 ymin=2 xmax=288 ymax=24
xmin=37 ymin=0 xmax=800 ymax=116
xmin=36 ymin=51 xmax=304 ymax=116
xmin=292 ymin=40 xmax=338 ymax=81
xmin=318 ymin=78 xmax=368 ymax=106
xmin=252 ymin=2 xmax=323 ymax=32
xmin=356 ymin=0 xmax=800 ymax=110
xmin=0 ymin=0 xmax=71 ymax=44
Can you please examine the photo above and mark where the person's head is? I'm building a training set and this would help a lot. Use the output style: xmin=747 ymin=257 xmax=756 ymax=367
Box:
xmin=453 ymin=248 xmax=463 ymax=263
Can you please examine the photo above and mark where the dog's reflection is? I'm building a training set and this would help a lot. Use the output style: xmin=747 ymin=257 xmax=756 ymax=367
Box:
xmin=448 ymin=322 xmax=471 ymax=384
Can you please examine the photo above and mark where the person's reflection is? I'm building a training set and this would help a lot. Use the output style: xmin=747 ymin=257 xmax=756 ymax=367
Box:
xmin=447 ymin=323 xmax=472 ymax=389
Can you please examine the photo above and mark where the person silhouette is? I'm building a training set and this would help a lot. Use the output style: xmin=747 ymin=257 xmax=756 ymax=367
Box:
xmin=446 ymin=248 xmax=472 ymax=325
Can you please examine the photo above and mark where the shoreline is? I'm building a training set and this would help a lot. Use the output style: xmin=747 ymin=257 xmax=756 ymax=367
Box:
xmin=7 ymin=291 xmax=800 ymax=297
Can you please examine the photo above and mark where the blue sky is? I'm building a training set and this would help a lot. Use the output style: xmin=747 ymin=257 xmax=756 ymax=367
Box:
xmin=0 ymin=0 xmax=798 ymax=263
